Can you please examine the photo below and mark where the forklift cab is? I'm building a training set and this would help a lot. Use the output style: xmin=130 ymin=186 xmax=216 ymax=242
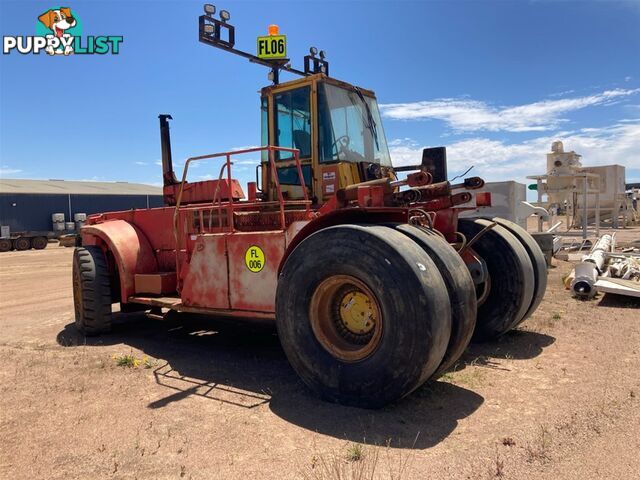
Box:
xmin=260 ymin=74 xmax=394 ymax=204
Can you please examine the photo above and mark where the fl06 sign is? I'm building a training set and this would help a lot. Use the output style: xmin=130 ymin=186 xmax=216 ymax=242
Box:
xmin=257 ymin=34 xmax=286 ymax=60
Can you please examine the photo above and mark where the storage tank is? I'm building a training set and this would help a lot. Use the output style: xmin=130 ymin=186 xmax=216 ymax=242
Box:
xmin=52 ymin=213 xmax=65 ymax=232
xmin=74 ymin=212 xmax=87 ymax=230
xmin=575 ymin=164 xmax=626 ymax=223
xmin=530 ymin=142 xmax=628 ymax=227
xmin=459 ymin=181 xmax=529 ymax=228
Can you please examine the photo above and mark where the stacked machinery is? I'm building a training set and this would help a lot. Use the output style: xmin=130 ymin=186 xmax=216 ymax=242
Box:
xmin=529 ymin=141 xmax=629 ymax=232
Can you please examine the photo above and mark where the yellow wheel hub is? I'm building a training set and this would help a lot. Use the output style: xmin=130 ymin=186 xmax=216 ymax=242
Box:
xmin=339 ymin=290 xmax=376 ymax=335
xmin=309 ymin=275 xmax=383 ymax=362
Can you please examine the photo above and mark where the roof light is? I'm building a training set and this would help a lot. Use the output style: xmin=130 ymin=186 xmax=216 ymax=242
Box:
xmin=204 ymin=4 xmax=216 ymax=15
xmin=268 ymin=24 xmax=279 ymax=35
xmin=309 ymin=46 xmax=318 ymax=57
xmin=220 ymin=9 xmax=230 ymax=22
xmin=319 ymin=50 xmax=326 ymax=59
xmin=203 ymin=24 xmax=214 ymax=34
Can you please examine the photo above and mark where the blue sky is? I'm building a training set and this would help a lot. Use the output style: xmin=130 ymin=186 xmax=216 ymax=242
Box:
xmin=1 ymin=0 xmax=639 ymax=191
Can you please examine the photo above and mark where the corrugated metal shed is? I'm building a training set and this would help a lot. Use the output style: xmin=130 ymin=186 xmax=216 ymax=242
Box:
xmin=0 ymin=179 xmax=161 ymax=195
xmin=1 ymin=179 xmax=164 ymax=233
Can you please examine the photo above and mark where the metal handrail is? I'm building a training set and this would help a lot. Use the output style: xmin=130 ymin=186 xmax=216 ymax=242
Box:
xmin=172 ymin=145 xmax=311 ymax=286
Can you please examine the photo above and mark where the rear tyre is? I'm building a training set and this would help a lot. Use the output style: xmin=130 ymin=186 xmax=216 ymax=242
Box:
xmin=32 ymin=236 xmax=48 ymax=250
xmin=458 ymin=218 xmax=535 ymax=341
xmin=0 ymin=239 xmax=12 ymax=252
xmin=489 ymin=218 xmax=547 ymax=326
xmin=72 ymin=246 xmax=112 ymax=335
xmin=276 ymin=224 xmax=451 ymax=408
xmin=393 ymin=224 xmax=477 ymax=375
xmin=14 ymin=237 xmax=31 ymax=251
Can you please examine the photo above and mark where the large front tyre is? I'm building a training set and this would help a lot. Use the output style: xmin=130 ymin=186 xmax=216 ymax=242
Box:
xmin=276 ymin=224 xmax=451 ymax=409
xmin=392 ymin=224 xmax=477 ymax=376
xmin=72 ymin=246 xmax=112 ymax=335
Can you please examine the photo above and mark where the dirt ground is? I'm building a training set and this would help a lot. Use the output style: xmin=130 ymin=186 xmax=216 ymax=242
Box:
xmin=1 ymin=233 xmax=639 ymax=480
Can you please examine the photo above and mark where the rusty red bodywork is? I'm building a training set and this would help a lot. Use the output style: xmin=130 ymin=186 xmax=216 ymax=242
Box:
xmin=82 ymin=146 xmax=484 ymax=319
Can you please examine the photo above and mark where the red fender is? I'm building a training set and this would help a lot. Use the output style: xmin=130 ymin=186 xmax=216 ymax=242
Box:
xmin=81 ymin=220 xmax=158 ymax=302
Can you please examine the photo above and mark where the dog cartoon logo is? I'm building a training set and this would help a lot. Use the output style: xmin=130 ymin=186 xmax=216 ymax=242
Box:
xmin=3 ymin=6 xmax=123 ymax=56
xmin=38 ymin=7 xmax=77 ymax=55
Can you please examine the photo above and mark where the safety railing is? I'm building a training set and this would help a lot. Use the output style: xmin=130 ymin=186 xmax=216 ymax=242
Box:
xmin=172 ymin=145 xmax=311 ymax=279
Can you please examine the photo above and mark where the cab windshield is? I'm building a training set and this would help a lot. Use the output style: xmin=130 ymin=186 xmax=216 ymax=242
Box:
xmin=318 ymin=83 xmax=392 ymax=166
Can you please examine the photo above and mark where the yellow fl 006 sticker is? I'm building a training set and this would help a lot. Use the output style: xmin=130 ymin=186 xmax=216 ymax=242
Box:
xmin=245 ymin=245 xmax=265 ymax=273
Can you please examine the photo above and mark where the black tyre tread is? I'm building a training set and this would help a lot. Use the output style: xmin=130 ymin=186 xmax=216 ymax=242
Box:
xmin=276 ymin=224 xmax=451 ymax=408
xmin=392 ymin=224 xmax=477 ymax=375
xmin=32 ymin=236 xmax=48 ymax=250
xmin=489 ymin=217 xmax=547 ymax=325
xmin=458 ymin=218 xmax=535 ymax=340
xmin=72 ymin=246 xmax=112 ymax=335
xmin=0 ymin=239 xmax=12 ymax=252
xmin=14 ymin=237 xmax=31 ymax=251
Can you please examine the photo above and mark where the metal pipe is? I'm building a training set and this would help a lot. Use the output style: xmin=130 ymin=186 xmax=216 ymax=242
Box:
xmin=571 ymin=234 xmax=613 ymax=298
xmin=159 ymin=114 xmax=177 ymax=187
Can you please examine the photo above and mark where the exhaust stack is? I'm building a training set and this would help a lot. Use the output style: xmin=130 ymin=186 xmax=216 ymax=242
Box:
xmin=159 ymin=114 xmax=178 ymax=187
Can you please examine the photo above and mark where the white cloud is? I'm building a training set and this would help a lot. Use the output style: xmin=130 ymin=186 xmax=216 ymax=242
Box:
xmin=389 ymin=121 xmax=640 ymax=185
xmin=134 ymin=161 xmax=148 ymax=166
xmin=380 ymin=88 xmax=640 ymax=132
xmin=0 ymin=166 xmax=22 ymax=176
xmin=231 ymin=145 xmax=261 ymax=152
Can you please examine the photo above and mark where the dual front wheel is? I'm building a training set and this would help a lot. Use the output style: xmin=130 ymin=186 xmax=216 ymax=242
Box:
xmin=276 ymin=225 xmax=453 ymax=408
xmin=276 ymin=220 xmax=546 ymax=408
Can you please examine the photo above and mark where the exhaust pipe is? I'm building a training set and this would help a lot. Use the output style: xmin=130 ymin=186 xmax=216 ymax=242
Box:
xmin=159 ymin=114 xmax=178 ymax=186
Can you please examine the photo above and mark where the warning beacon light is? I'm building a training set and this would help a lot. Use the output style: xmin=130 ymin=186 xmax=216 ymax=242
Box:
xmin=268 ymin=24 xmax=279 ymax=36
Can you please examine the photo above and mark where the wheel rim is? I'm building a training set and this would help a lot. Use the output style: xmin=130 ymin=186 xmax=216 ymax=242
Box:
xmin=15 ymin=238 xmax=29 ymax=250
xmin=309 ymin=275 xmax=383 ymax=362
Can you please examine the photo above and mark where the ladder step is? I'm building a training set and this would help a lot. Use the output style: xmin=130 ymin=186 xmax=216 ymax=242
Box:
xmin=134 ymin=272 xmax=177 ymax=295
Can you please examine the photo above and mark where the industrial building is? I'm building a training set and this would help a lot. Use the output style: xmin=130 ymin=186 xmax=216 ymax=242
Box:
xmin=0 ymin=179 xmax=163 ymax=234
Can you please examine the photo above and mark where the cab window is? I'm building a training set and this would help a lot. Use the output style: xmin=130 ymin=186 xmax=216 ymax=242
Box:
xmin=273 ymin=87 xmax=311 ymax=161
xmin=318 ymin=83 xmax=392 ymax=166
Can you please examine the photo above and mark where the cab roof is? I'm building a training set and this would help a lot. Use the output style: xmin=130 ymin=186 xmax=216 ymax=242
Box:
xmin=260 ymin=73 xmax=376 ymax=98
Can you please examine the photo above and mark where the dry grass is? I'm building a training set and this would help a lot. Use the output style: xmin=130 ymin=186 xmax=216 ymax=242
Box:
xmin=345 ymin=443 xmax=364 ymax=462
xmin=112 ymin=353 xmax=156 ymax=369
xmin=302 ymin=442 xmax=414 ymax=480
xmin=114 ymin=353 xmax=138 ymax=368
xmin=525 ymin=425 xmax=552 ymax=463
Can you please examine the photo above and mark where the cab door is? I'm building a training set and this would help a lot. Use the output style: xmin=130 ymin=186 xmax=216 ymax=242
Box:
xmin=261 ymin=79 xmax=317 ymax=202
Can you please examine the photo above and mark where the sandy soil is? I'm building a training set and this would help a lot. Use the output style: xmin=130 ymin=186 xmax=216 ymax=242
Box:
xmin=1 ymin=241 xmax=639 ymax=480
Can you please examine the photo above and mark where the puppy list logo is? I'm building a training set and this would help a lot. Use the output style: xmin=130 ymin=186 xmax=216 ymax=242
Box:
xmin=3 ymin=6 xmax=123 ymax=55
